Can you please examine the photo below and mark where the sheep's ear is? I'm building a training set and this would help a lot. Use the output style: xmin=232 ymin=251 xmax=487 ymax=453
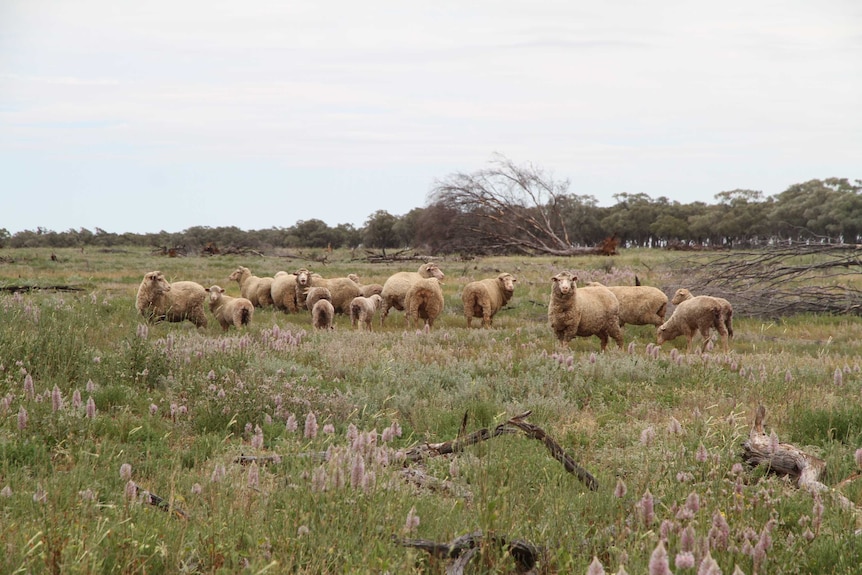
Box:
xmin=572 ymin=275 xmax=579 ymax=282
xmin=205 ymin=287 xmax=210 ymax=292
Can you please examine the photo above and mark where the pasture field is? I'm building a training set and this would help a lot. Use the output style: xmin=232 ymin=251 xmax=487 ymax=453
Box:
xmin=2 ymin=246 xmax=862 ymax=574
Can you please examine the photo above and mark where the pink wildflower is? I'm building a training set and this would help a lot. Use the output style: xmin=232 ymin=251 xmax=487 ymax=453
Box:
xmin=17 ymin=406 xmax=28 ymax=430
xmin=190 ymin=483 xmax=202 ymax=495
xmin=124 ymin=480 xmax=137 ymax=501
xmin=404 ymin=506 xmax=420 ymax=533
xmin=855 ymin=448 xmax=862 ymax=469
xmin=119 ymin=463 xmax=132 ymax=480
xmin=834 ymin=367 xmax=843 ymax=386
xmin=668 ymin=417 xmax=683 ymax=435
xmin=350 ymin=454 xmax=366 ymax=489
xmin=587 ymin=556 xmax=606 ymax=575
xmin=23 ymin=374 xmax=34 ymax=399
xmin=72 ymin=389 xmax=82 ymax=409
xmin=614 ymin=477 xmax=627 ymax=498
xmin=251 ymin=425 xmax=264 ymax=449
xmin=674 ymin=552 xmax=695 ymax=570
xmin=640 ymin=489 xmax=655 ymax=526
xmin=86 ymin=397 xmax=96 ymax=419
xmin=149 ymin=403 xmax=158 ymax=415
xmin=0 ymin=485 xmax=12 ymax=497
xmin=640 ymin=427 xmax=656 ymax=446
xmin=304 ymin=412 xmax=318 ymax=438
xmin=696 ymin=443 xmax=708 ymax=462
xmin=285 ymin=414 xmax=298 ymax=432
xmin=648 ymin=540 xmax=671 ymax=575
xmin=247 ymin=462 xmax=259 ymax=488
xmin=210 ymin=463 xmax=226 ymax=483
xmin=323 ymin=423 xmax=335 ymax=435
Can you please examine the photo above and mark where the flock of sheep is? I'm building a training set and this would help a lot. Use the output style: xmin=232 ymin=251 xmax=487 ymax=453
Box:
xmin=135 ymin=263 xmax=734 ymax=352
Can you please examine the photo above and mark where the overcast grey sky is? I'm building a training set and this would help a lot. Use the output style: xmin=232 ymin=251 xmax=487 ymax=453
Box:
xmin=2 ymin=1 xmax=860 ymax=235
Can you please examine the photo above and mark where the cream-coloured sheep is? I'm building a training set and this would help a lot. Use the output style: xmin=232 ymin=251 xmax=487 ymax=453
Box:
xmin=462 ymin=272 xmax=517 ymax=328
xmin=272 ymin=270 xmax=307 ymax=312
xmin=671 ymin=288 xmax=734 ymax=341
xmin=228 ymin=266 xmax=274 ymax=308
xmin=347 ymin=274 xmax=384 ymax=298
xmin=205 ymin=285 xmax=254 ymax=331
xmin=312 ymin=299 xmax=335 ymax=330
xmin=405 ymin=277 xmax=445 ymax=330
xmin=587 ymin=283 xmax=668 ymax=327
xmin=295 ymin=270 xmax=361 ymax=315
xmin=304 ymin=286 xmax=332 ymax=311
xmin=135 ymin=271 xmax=208 ymax=328
xmin=656 ymin=295 xmax=730 ymax=353
xmin=380 ymin=263 xmax=445 ymax=325
xmin=349 ymin=294 xmax=384 ymax=330
xmin=548 ymin=272 xmax=623 ymax=351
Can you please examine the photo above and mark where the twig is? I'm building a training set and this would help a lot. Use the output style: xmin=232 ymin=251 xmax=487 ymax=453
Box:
xmin=396 ymin=530 xmax=544 ymax=574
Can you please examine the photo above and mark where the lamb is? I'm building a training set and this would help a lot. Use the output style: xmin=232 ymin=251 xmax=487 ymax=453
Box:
xmin=404 ymin=277 xmax=445 ymax=329
xmin=347 ymin=274 xmax=384 ymax=298
xmin=311 ymin=300 xmax=335 ymax=330
xmin=228 ymin=266 xmax=274 ymax=308
xmin=461 ymin=272 xmax=517 ymax=328
xmin=587 ymin=283 xmax=668 ymax=327
xmin=380 ymin=263 xmax=445 ymax=325
xmin=548 ymin=272 xmax=623 ymax=351
xmin=656 ymin=295 xmax=731 ymax=353
xmin=205 ymin=285 xmax=254 ymax=330
xmin=295 ymin=269 xmax=362 ymax=315
xmin=135 ymin=271 xmax=208 ymax=328
xmin=671 ymin=288 xmax=734 ymax=341
xmin=349 ymin=294 xmax=384 ymax=330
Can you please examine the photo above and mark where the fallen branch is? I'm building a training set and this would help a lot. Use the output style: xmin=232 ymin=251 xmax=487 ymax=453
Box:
xmin=742 ymin=405 xmax=859 ymax=516
xmin=396 ymin=530 xmax=544 ymax=574
xmin=141 ymin=489 xmax=189 ymax=520
xmin=404 ymin=411 xmax=599 ymax=491
xmin=400 ymin=467 xmax=473 ymax=501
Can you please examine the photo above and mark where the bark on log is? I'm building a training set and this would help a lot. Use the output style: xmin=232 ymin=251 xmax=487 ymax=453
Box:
xmin=396 ymin=530 xmax=544 ymax=574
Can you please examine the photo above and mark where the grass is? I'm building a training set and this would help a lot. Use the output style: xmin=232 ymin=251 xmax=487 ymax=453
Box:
xmin=1 ymin=246 xmax=862 ymax=573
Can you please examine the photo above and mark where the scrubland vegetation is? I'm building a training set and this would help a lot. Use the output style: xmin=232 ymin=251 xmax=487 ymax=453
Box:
xmin=2 ymin=247 xmax=862 ymax=574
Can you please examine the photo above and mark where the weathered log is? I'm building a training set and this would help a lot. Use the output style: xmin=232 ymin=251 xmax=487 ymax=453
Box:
xmin=396 ymin=530 xmax=543 ymax=574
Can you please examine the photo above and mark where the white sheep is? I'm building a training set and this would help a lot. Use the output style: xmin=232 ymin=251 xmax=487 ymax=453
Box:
xmin=671 ymin=288 xmax=734 ymax=341
xmin=312 ymin=299 xmax=335 ymax=330
xmin=461 ymin=272 xmax=517 ymax=328
xmin=304 ymin=286 xmax=332 ymax=311
xmin=205 ymin=285 xmax=254 ymax=331
xmin=135 ymin=271 xmax=208 ymax=328
xmin=349 ymin=294 xmax=384 ymax=330
xmin=295 ymin=269 xmax=361 ymax=314
xmin=271 ymin=270 xmax=306 ymax=312
xmin=548 ymin=272 xmax=623 ymax=351
xmin=405 ymin=277 xmax=445 ymax=330
xmin=228 ymin=266 xmax=274 ymax=308
xmin=587 ymin=283 xmax=668 ymax=327
xmin=656 ymin=295 xmax=730 ymax=353
xmin=347 ymin=273 xmax=384 ymax=298
xmin=380 ymin=263 xmax=445 ymax=326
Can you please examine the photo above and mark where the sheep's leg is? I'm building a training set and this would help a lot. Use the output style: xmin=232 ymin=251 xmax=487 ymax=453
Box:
xmin=597 ymin=333 xmax=609 ymax=351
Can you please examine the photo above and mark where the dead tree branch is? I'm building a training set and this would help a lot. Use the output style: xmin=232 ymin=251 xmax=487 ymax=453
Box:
xmin=396 ymin=530 xmax=544 ymax=574
xmin=666 ymin=244 xmax=862 ymax=317
xmin=404 ymin=411 xmax=599 ymax=491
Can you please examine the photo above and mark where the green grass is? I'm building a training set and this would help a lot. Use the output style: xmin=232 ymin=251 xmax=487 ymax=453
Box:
xmin=1 ymin=246 xmax=862 ymax=573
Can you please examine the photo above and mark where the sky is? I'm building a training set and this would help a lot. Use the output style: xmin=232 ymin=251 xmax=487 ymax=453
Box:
xmin=1 ymin=1 xmax=860 ymax=235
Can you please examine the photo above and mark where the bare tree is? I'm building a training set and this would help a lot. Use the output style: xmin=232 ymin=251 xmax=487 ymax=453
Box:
xmin=429 ymin=155 xmax=601 ymax=255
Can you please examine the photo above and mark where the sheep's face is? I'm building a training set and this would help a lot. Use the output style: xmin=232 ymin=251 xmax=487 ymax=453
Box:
xmin=296 ymin=269 xmax=312 ymax=286
xmin=206 ymin=285 xmax=225 ymax=303
xmin=228 ymin=267 xmax=247 ymax=282
xmin=145 ymin=271 xmax=171 ymax=294
xmin=551 ymin=272 xmax=576 ymax=296
xmin=370 ymin=294 xmax=383 ymax=309
xmin=656 ymin=325 xmax=669 ymax=345
xmin=671 ymin=288 xmax=692 ymax=306
xmin=499 ymin=273 xmax=517 ymax=293
xmin=421 ymin=263 xmax=445 ymax=281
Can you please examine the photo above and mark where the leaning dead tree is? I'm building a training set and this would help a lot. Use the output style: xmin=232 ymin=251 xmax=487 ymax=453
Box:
xmin=430 ymin=155 xmax=608 ymax=256
xmin=666 ymin=243 xmax=862 ymax=317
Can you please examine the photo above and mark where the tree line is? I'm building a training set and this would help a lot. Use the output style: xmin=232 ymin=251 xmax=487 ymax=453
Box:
xmin=2 ymin=158 xmax=860 ymax=255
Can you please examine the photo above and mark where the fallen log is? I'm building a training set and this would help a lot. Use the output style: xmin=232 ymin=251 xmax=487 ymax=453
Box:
xmin=742 ymin=405 xmax=859 ymax=517
xmin=396 ymin=530 xmax=544 ymax=574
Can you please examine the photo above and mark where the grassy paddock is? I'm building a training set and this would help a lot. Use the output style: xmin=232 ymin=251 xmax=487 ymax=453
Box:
xmin=1 ymin=247 xmax=862 ymax=573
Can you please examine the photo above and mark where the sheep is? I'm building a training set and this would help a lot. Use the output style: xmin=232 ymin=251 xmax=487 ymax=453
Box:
xmin=586 ymin=283 xmax=668 ymax=327
xmin=347 ymin=273 xmax=384 ymax=298
xmin=461 ymin=272 xmax=517 ymax=328
xmin=227 ymin=266 xmax=274 ymax=308
xmin=135 ymin=271 xmax=208 ymax=328
xmin=295 ymin=269 xmax=361 ymax=315
xmin=548 ymin=272 xmax=623 ymax=351
xmin=349 ymin=294 xmax=384 ymax=331
xmin=205 ymin=285 xmax=254 ymax=330
xmin=380 ymin=263 xmax=445 ymax=325
xmin=404 ymin=277 xmax=445 ymax=329
xmin=304 ymin=286 xmax=332 ymax=311
xmin=656 ymin=294 xmax=731 ymax=353
xmin=312 ymin=299 xmax=335 ymax=330
xmin=271 ymin=270 xmax=303 ymax=312
xmin=671 ymin=288 xmax=734 ymax=340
